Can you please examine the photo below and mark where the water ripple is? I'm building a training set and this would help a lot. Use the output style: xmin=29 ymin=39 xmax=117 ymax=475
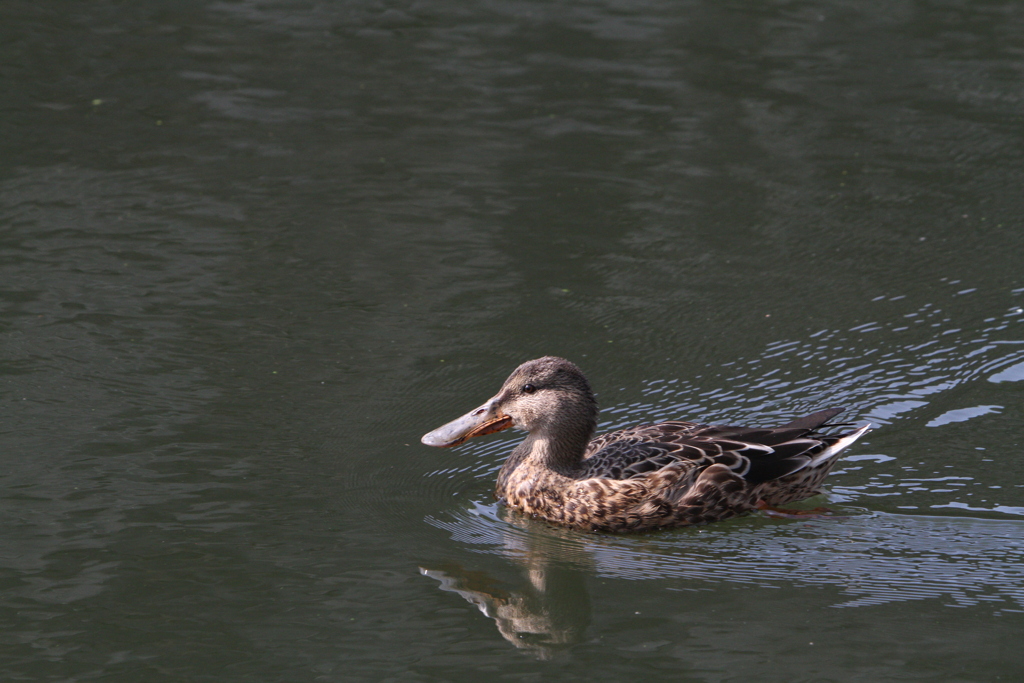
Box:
xmin=426 ymin=285 xmax=1024 ymax=519
xmin=424 ymin=286 xmax=1024 ymax=616
xmin=428 ymin=501 xmax=1024 ymax=613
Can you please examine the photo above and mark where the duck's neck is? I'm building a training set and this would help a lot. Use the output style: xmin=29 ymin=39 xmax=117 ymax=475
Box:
xmin=504 ymin=413 xmax=597 ymax=478
xmin=495 ymin=389 xmax=599 ymax=492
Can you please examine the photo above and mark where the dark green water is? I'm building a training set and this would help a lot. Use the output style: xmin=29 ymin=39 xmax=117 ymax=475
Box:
xmin=2 ymin=0 xmax=1023 ymax=679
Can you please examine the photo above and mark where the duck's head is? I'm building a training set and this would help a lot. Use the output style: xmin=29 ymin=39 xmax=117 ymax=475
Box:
xmin=421 ymin=356 xmax=598 ymax=448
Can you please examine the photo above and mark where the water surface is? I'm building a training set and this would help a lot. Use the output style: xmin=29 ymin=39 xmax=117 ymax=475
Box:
xmin=2 ymin=0 xmax=1023 ymax=680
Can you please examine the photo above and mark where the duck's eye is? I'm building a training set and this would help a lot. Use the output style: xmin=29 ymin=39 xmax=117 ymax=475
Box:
xmin=522 ymin=384 xmax=536 ymax=394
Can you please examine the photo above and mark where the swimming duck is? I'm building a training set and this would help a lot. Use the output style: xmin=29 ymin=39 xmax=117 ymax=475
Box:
xmin=422 ymin=356 xmax=870 ymax=532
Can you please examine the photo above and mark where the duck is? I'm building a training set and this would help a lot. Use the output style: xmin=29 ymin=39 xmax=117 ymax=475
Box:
xmin=422 ymin=356 xmax=870 ymax=532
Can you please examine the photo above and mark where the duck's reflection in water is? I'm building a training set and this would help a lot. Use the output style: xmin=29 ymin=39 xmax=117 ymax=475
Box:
xmin=421 ymin=510 xmax=595 ymax=658
xmin=420 ymin=558 xmax=590 ymax=658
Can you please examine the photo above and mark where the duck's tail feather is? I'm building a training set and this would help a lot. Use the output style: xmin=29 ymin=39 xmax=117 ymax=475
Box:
xmin=809 ymin=423 xmax=872 ymax=467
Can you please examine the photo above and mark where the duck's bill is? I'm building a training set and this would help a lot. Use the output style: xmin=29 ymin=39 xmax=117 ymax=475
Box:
xmin=421 ymin=399 xmax=513 ymax=447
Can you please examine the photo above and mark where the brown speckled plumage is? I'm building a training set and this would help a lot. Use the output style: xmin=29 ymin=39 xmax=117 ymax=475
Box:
xmin=422 ymin=357 xmax=870 ymax=533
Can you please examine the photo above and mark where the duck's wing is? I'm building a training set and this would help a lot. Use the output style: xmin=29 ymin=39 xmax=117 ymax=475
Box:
xmin=580 ymin=409 xmax=853 ymax=484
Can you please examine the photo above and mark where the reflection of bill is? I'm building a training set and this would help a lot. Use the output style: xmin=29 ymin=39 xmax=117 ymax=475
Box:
xmin=420 ymin=561 xmax=590 ymax=659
